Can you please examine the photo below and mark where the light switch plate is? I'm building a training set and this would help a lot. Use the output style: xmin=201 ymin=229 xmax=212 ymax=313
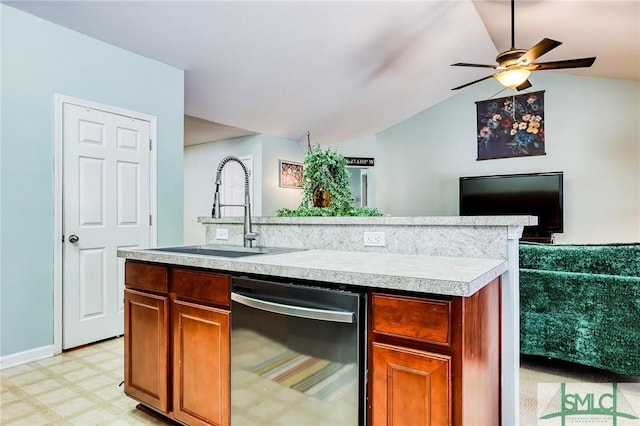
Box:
xmin=215 ymin=228 xmax=229 ymax=240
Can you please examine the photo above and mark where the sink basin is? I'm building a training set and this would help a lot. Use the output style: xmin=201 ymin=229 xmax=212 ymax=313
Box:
xmin=149 ymin=244 xmax=304 ymax=258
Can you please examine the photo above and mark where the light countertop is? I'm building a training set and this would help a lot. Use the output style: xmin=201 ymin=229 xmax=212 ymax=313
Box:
xmin=118 ymin=248 xmax=507 ymax=297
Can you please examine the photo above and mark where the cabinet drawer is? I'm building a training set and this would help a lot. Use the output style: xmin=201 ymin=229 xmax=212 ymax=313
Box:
xmin=125 ymin=261 xmax=168 ymax=293
xmin=372 ymin=293 xmax=451 ymax=346
xmin=171 ymin=269 xmax=230 ymax=307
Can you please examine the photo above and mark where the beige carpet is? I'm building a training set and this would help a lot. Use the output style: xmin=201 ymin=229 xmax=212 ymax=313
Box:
xmin=520 ymin=355 xmax=640 ymax=426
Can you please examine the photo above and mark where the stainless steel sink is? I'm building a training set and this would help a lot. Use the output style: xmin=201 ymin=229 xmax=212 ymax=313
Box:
xmin=149 ymin=244 xmax=304 ymax=258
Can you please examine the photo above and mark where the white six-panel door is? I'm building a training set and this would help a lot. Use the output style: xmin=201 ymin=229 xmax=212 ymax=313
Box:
xmin=221 ymin=156 xmax=253 ymax=217
xmin=62 ymin=102 xmax=151 ymax=349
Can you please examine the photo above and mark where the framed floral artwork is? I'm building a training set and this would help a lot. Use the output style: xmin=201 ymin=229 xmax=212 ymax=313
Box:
xmin=279 ymin=160 xmax=303 ymax=188
xmin=475 ymin=90 xmax=545 ymax=160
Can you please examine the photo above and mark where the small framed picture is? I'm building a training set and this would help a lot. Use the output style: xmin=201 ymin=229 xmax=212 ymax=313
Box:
xmin=279 ymin=160 xmax=303 ymax=188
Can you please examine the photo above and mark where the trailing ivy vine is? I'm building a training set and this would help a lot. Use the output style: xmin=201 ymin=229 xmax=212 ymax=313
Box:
xmin=276 ymin=146 xmax=384 ymax=217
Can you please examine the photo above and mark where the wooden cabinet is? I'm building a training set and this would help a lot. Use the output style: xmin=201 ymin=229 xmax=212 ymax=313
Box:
xmin=372 ymin=342 xmax=451 ymax=425
xmin=369 ymin=278 xmax=501 ymax=426
xmin=124 ymin=259 xmax=500 ymax=426
xmin=124 ymin=289 xmax=169 ymax=413
xmin=124 ymin=261 xmax=230 ymax=426
xmin=172 ymin=295 xmax=230 ymax=426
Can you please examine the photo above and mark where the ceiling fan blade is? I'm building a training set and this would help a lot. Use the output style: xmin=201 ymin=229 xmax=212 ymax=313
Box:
xmin=518 ymin=38 xmax=562 ymax=64
xmin=451 ymin=62 xmax=498 ymax=69
xmin=516 ymin=80 xmax=532 ymax=91
xmin=528 ymin=57 xmax=596 ymax=70
xmin=452 ymin=74 xmax=495 ymax=91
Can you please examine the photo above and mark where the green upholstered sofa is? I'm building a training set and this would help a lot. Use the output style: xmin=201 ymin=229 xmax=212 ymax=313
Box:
xmin=519 ymin=242 xmax=640 ymax=375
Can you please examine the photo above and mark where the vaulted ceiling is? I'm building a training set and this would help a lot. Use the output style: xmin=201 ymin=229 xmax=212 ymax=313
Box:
xmin=5 ymin=1 xmax=639 ymax=145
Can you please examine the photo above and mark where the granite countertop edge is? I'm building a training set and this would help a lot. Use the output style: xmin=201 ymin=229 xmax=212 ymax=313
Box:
xmin=118 ymin=248 xmax=508 ymax=297
xmin=197 ymin=215 xmax=536 ymax=227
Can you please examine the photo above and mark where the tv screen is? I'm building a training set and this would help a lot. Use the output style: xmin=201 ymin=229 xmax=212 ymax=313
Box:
xmin=459 ymin=172 xmax=563 ymax=236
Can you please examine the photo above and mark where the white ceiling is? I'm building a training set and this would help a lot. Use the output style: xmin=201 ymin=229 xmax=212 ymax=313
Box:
xmin=4 ymin=0 xmax=639 ymax=145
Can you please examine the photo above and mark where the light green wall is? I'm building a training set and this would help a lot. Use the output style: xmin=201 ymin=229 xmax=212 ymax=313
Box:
xmin=0 ymin=5 xmax=184 ymax=357
xmin=376 ymin=73 xmax=640 ymax=243
xmin=182 ymin=133 xmax=303 ymax=240
xmin=184 ymin=75 xmax=638 ymax=245
xmin=183 ymin=135 xmax=263 ymax=244
xmin=261 ymin=134 xmax=305 ymax=215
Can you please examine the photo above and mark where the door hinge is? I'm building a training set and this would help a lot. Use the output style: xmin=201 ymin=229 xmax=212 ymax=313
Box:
xmin=149 ymin=215 xmax=153 ymax=226
xmin=149 ymin=139 xmax=152 ymax=150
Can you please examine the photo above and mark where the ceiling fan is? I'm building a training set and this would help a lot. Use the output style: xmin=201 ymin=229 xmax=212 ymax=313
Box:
xmin=451 ymin=0 xmax=596 ymax=91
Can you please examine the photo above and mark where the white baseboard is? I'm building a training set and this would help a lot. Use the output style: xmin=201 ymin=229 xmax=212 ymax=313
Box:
xmin=0 ymin=345 xmax=55 ymax=370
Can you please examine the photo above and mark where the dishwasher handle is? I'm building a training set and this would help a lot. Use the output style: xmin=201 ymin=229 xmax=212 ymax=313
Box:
xmin=231 ymin=291 xmax=355 ymax=324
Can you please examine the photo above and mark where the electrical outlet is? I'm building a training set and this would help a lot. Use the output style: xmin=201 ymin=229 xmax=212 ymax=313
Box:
xmin=363 ymin=231 xmax=385 ymax=247
xmin=215 ymin=228 xmax=229 ymax=240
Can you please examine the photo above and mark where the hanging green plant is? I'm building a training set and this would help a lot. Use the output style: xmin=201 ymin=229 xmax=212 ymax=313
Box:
xmin=276 ymin=146 xmax=384 ymax=217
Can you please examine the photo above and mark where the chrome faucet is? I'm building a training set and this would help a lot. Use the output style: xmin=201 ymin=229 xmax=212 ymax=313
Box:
xmin=212 ymin=156 xmax=259 ymax=247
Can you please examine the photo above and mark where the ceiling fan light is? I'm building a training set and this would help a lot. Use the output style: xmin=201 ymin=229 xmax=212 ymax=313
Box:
xmin=495 ymin=69 xmax=531 ymax=88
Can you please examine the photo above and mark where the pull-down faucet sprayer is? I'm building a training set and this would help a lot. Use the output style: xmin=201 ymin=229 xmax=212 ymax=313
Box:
xmin=212 ymin=156 xmax=259 ymax=247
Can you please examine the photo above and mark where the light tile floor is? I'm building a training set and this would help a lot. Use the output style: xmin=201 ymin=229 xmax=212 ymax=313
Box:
xmin=0 ymin=337 xmax=165 ymax=426
xmin=2 ymin=337 xmax=639 ymax=425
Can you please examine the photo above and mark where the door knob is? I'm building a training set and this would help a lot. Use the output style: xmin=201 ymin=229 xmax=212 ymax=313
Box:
xmin=68 ymin=235 xmax=79 ymax=243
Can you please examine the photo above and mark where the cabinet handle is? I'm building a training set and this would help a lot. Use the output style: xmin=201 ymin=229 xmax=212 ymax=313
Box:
xmin=231 ymin=292 xmax=354 ymax=323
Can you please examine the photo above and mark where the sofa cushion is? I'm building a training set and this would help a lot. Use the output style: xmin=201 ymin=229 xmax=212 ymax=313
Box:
xmin=519 ymin=242 xmax=640 ymax=277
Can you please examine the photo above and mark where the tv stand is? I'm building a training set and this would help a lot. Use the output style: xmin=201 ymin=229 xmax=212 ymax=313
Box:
xmin=520 ymin=234 xmax=554 ymax=244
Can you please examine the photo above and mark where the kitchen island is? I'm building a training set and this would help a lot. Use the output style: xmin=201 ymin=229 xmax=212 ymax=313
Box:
xmin=118 ymin=215 xmax=534 ymax=425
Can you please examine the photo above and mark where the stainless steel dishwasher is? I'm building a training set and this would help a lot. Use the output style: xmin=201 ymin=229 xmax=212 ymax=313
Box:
xmin=231 ymin=276 xmax=367 ymax=426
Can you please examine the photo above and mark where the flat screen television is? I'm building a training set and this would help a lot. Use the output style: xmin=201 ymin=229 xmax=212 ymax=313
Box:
xmin=459 ymin=171 xmax=563 ymax=236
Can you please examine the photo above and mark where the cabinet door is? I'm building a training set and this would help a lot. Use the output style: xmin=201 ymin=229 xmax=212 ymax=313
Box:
xmin=173 ymin=300 xmax=230 ymax=426
xmin=371 ymin=342 xmax=451 ymax=426
xmin=124 ymin=289 xmax=169 ymax=413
